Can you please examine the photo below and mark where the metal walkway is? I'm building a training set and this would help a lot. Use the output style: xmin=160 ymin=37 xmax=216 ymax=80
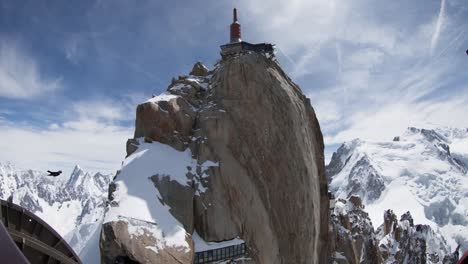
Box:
xmin=0 ymin=199 xmax=81 ymax=264
xmin=194 ymin=243 xmax=247 ymax=264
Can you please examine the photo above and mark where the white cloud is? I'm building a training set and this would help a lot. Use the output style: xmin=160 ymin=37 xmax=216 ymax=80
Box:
xmin=312 ymin=99 xmax=341 ymax=124
xmin=71 ymin=100 xmax=129 ymax=122
xmin=0 ymin=119 xmax=132 ymax=176
xmin=240 ymin=0 xmax=350 ymax=51
xmin=0 ymin=96 xmax=140 ymax=176
xmin=0 ymin=40 xmax=61 ymax=99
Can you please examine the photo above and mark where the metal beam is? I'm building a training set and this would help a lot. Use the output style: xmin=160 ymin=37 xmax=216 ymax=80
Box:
xmin=0 ymin=200 xmax=82 ymax=264
xmin=8 ymin=228 xmax=78 ymax=264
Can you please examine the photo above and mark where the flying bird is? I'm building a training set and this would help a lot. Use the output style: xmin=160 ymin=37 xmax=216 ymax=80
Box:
xmin=466 ymin=49 xmax=468 ymax=56
xmin=47 ymin=170 xmax=62 ymax=177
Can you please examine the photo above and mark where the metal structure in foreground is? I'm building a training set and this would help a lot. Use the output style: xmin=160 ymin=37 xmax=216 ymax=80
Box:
xmin=194 ymin=243 xmax=247 ymax=264
xmin=0 ymin=199 xmax=81 ymax=264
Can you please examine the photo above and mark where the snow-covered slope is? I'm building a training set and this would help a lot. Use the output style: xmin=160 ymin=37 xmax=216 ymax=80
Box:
xmin=327 ymin=127 xmax=468 ymax=252
xmin=0 ymin=162 xmax=113 ymax=259
xmin=104 ymin=138 xmax=196 ymax=251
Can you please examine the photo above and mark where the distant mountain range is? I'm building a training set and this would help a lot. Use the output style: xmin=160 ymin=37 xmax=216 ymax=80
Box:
xmin=0 ymin=162 xmax=113 ymax=260
xmin=327 ymin=127 xmax=468 ymax=253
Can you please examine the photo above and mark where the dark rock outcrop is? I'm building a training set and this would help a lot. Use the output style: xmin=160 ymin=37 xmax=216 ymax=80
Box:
xmin=190 ymin=61 xmax=210 ymax=76
xmin=346 ymin=156 xmax=385 ymax=202
xmin=330 ymin=200 xmax=457 ymax=264
xmin=326 ymin=143 xmax=355 ymax=182
xmin=377 ymin=211 xmax=455 ymax=264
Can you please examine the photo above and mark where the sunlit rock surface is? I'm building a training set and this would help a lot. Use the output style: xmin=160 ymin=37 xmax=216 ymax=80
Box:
xmin=101 ymin=53 xmax=329 ymax=263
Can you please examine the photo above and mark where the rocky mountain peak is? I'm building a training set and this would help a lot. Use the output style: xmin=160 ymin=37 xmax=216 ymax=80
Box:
xmin=66 ymin=165 xmax=86 ymax=185
xmin=189 ymin=61 xmax=210 ymax=76
xmin=101 ymin=52 xmax=329 ymax=263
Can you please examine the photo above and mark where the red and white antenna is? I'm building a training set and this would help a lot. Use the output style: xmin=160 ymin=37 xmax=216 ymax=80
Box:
xmin=230 ymin=8 xmax=241 ymax=43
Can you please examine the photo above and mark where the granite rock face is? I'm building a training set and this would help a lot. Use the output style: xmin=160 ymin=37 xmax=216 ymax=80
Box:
xmin=100 ymin=52 xmax=329 ymax=263
xmin=329 ymin=197 xmax=382 ymax=264
xmin=193 ymin=53 xmax=329 ymax=263
xmin=100 ymin=220 xmax=194 ymax=264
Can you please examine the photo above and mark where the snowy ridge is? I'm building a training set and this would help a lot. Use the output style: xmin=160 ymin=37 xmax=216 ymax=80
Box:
xmin=104 ymin=138 xmax=220 ymax=253
xmin=104 ymin=139 xmax=194 ymax=252
xmin=327 ymin=127 xmax=468 ymax=253
xmin=0 ymin=162 xmax=113 ymax=259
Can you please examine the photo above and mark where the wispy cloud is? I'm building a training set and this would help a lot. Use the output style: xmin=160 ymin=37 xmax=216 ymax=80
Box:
xmin=64 ymin=34 xmax=84 ymax=64
xmin=239 ymin=0 xmax=468 ymax=154
xmin=430 ymin=0 xmax=446 ymax=56
xmin=0 ymin=40 xmax=61 ymax=99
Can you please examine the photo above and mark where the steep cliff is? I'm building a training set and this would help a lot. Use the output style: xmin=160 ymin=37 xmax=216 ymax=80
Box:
xmin=100 ymin=52 xmax=329 ymax=263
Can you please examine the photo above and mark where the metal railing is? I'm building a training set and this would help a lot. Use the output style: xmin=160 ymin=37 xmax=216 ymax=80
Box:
xmin=194 ymin=243 xmax=247 ymax=264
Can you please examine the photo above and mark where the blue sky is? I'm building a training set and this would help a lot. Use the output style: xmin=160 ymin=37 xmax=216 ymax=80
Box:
xmin=1 ymin=0 xmax=467 ymax=175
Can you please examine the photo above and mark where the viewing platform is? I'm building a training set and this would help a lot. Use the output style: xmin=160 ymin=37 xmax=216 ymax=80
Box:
xmin=220 ymin=8 xmax=274 ymax=59
xmin=192 ymin=231 xmax=249 ymax=263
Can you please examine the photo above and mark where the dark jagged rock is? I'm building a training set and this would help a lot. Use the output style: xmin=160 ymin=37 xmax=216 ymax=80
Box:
xmin=400 ymin=211 xmax=414 ymax=227
xmin=346 ymin=156 xmax=385 ymax=202
xmin=377 ymin=211 xmax=454 ymax=264
xmin=442 ymin=246 xmax=460 ymax=264
xmin=329 ymin=197 xmax=382 ymax=264
xmin=189 ymin=61 xmax=210 ymax=76
xmin=383 ymin=209 xmax=398 ymax=236
xmin=326 ymin=142 xmax=356 ymax=182
xmin=330 ymin=200 xmax=457 ymax=264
